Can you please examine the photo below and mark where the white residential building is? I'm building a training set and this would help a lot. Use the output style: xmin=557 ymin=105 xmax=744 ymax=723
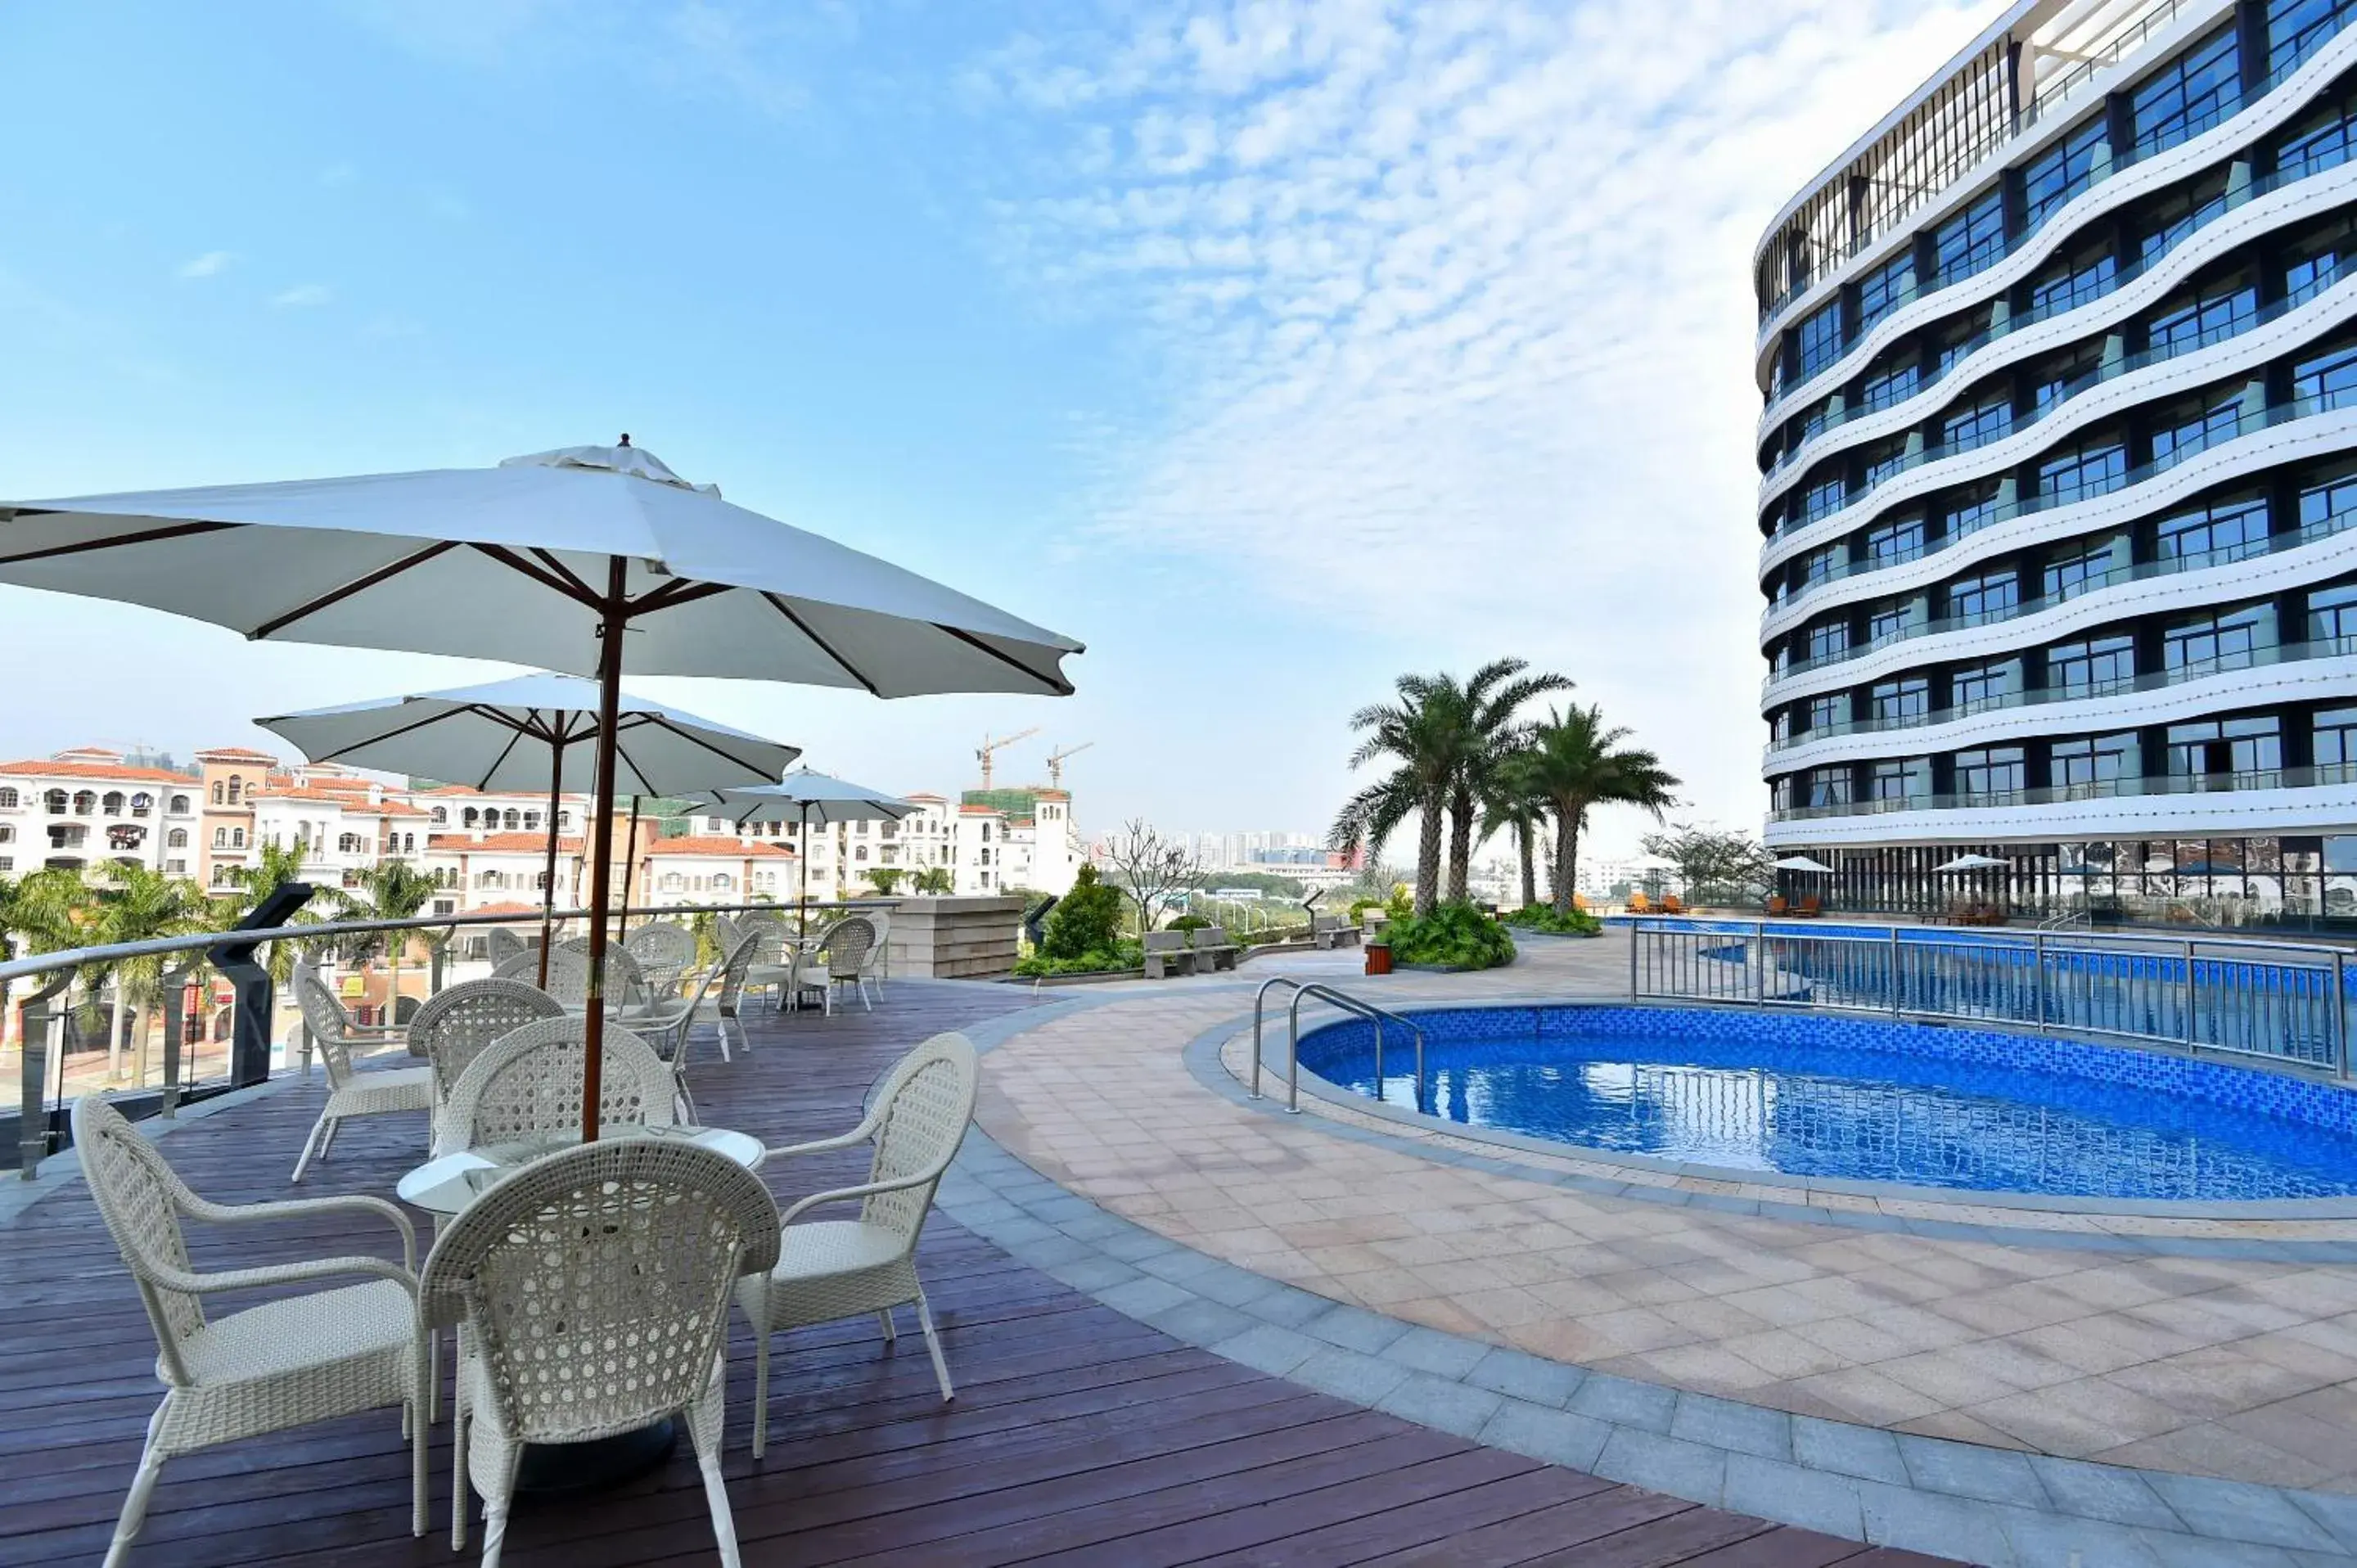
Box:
xmin=0 ymin=749 xmax=201 ymax=877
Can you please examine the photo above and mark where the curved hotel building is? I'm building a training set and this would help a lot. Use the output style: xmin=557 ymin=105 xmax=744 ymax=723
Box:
xmin=1755 ymin=0 xmax=2357 ymax=920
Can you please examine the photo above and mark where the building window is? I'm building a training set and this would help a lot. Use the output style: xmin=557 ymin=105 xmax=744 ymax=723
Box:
xmin=0 ymin=788 xmax=14 ymax=810
xmin=2036 ymin=437 xmax=2126 ymax=503
xmin=213 ymin=827 xmax=228 ymax=849
xmin=1866 ymin=600 xmax=1913 ymax=643
xmin=502 ymin=809 xmax=521 ymax=831
xmin=2047 ymin=633 xmax=2137 ymax=693
xmin=2156 ymin=494 xmax=2269 ymax=565
xmin=2028 ymin=242 xmax=2117 ymax=319
xmin=1870 ymin=678 xmax=1929 ymax=722
xmin=1794 ymin=301 xmax=1845 ymax=382
xmin=2315 ymin=705 xmax=2357 ymax=767
xmin=1805 ymin=767 xmax=1854 ymax=808
xmin=1954 ymin=746 xmax=2026 ymax=798
xmin=232 ymin=828 xmax=246 ymax=849
xmin=2138 ymin=172 xmax=2231 ymax=265
xmin=1943 ymin=484 xmax=2001 ymax=539
xmin=2130 ymin=26 xmax=2239 ymax=159
xmin=2267 ymin=0 xmax=2357 ymax=77
xmin=166 ymin=828 xmax=187 ymax=849
xmin=43 ymin=790 xmax=65 ymax=814
xmin=2164 ymin=604 xmax=2272 ymax=671
xmin=1869 ymin=759 xmax=1929 ymax=800
xmin=1859 ymin=360 xmax=1920 ymax=413
xmin=1931 ymin=189 xmax=2006 ymax=283
xmin=1805 ymin=619 xmax=1850 ymax=661
xmin=226 ymin=775 xmax=242 ymax=804
xmin=1944 ymin=567 xmax=2018 ymax=624
xmin=431 ymin=807 xmax=448 ymax=825
xmin=2167 ymin=715 xmax=2282 ymax=776
xmin=2145 ymin=271 xmax=2258 ymax=358
xmin=2274 ymin=80 xmax=2357 ymax=176
xmin=2043 ymin=536 xmax=2122 ymax=599
xmin=1864 ymin=516 xmax=1925 ymax=565
xmin=1950 ymin=658 xmax=2020 ymax=710
xmin=1799 ymin=477 xmax=1845 ymax=525
xmin=2295 ymin=339 xmax=2357 ymax=408
xmin=0 ymin=826 xmax=11 ymax=845
xmin=168 ymin=794 xmax=188 ymax=814
xmin=1855 ymin=251 xmax=1915 ymax=336
xmin=2050 ymin=732 xmax=2140 ymax=791
xmin=2023 ymin=118 xmax=2107 ymax=229
xmin=2149 ymin=390 xmax=2246 ymax=467
xmin=210 ymin=781 xmax=224 ymax=805
xmin=1941 ymin=396 xmax=2011 ymax=452
xmin=1805 ymin=693 xmax=1848 ymax=732
xmin=2309 ymin=580 xmax=2357 ymax=642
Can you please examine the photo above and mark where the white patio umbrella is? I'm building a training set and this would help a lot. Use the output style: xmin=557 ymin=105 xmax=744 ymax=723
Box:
xmin=697 ymin=769 xmax=915 ymax=932
xmin=1772 ymin=855 xmax=1834 ymax=872
xmin=1935 ymin=853 xmax=2009 ymax=871
xmin=0 ymin=439 xmax=1081 ymax=1140
xmin=255 ymin=674 xmax=801 ymax=964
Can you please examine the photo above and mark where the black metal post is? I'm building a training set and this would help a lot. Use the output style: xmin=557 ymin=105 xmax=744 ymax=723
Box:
xmin=208 ymin=881 xmax=316 ymax=1088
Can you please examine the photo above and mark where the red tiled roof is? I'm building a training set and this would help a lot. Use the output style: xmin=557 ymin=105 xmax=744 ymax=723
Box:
xmin=428 ymin=832 xmax=584 ymax=854
xmin=251 ymin=788 xmax=383 ymax=806
xmin=195 ymin=746 xmax=277 ymax=761
xmin=466 ymin=900 xmax=549 ymax=917
xmin=644 ymin=836 xmax=793 ymax=858
xmin=0 ymin=759 xmax=191 ymax=783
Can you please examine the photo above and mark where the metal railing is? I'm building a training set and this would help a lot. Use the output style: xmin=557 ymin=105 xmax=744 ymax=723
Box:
xmin=1 ymin=892 xmax=897 ymax=1179
xmin=1629 ymin=917 xmax=2350 ymax=1075
xmin=1248 ymin=976 xmax=1428 ymax=1114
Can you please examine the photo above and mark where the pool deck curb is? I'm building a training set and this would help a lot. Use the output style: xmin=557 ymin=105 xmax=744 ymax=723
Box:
xmin=948 ymin=992 xmax=2357 ymax=1567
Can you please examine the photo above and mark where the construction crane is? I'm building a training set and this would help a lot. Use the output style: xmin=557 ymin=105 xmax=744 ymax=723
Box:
xmin=976 ymin=727 xmax=1039 ymax=791
xmin=1044 ymin=741 xmax=1094 ymax=788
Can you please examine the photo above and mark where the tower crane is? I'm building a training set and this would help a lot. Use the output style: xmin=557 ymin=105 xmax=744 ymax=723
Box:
xmin=976 ymin=727 xmax=1039 ymax=790
xmin=1044 ymin=741 xmax=1094 ymax=788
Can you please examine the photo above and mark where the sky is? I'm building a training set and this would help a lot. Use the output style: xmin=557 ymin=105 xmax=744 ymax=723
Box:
xmin=0 ymin=0 xmax=1990 ymax=863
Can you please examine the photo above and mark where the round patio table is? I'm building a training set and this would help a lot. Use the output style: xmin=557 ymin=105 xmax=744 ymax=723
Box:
xmin=398 ymin=1124 xmax=767 ymax=1493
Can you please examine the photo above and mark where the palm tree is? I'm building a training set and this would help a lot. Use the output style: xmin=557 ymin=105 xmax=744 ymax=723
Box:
xmin=0 ymin=868 xmax=88 ymax=1057
xmin=1329 ymin=674 xmax=1468 ymax=916
xmin=86 ymin=865 xmax=211 ymax=1082
xmin=1523 ymin=705 xmax=1682 ymax=916
xmin=1446 ymin=660 xmax=1571 ymax=903
xmin=1479 ymin=748 xmax=1550 ymax=911
xmin=332 ymin=860 xmax=439 ymax=1027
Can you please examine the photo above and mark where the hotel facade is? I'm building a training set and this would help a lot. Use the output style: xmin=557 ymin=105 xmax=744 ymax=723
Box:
xmin=1757 ymin=0 xmax=2357 ymax=921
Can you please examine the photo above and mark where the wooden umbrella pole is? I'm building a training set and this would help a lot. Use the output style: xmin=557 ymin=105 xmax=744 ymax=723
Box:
xmin=617 ymin=795 xmax=642 ymax=940
xmin=579 ymin=560 xmax=629 ymax=1145
xmin=537 ymin=731 xmax=565 ymax=989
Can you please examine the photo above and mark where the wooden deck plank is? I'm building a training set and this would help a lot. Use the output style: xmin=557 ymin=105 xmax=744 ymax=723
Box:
xmin=0 ymin=980 xmax=1928 ymax=1567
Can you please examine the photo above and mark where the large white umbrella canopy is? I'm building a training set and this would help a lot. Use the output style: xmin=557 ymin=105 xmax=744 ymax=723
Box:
xmin=698 ymin=768 xmax=916 ymax=930
xmin=0 ymin=440 xmax=1082 ymax=1139
xmin=1935 ymin=852 xmax=2010 ymax=872
xmin=255 ymin=674 xmax=803 ymax=962
xmin=1772 ymin=855 xmax=1834 ymax=873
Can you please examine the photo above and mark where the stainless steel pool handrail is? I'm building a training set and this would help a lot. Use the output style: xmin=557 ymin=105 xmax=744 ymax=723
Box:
xmin=1248 ymin=977 xmax=1428 ymax=1113
xmin=1629 ymin=917 xmax=2355 ymax=1079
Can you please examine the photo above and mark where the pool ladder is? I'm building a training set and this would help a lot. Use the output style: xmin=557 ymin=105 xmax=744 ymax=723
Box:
xmin=1249 ymin=977 xmax=1427 ymax=1115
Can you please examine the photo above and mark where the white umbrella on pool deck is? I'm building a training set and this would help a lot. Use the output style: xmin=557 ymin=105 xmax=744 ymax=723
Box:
xmin=699 ymin=768 xmax=915 ymax=932
xmin=1935 ymin=853 xmax=2010 ymax=872
xmin=1772 ymin=855 xmax=1834 ymax=873
xmin=255 ymin=674 xmax=802 ymax=967
xmin=0 ymin=439 xmax=1083 ymax=1141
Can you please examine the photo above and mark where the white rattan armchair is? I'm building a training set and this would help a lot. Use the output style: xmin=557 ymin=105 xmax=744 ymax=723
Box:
xmin=441 ymin=1017 xmax=678 ymax=1149
xmin=421 ymin=1139 xmax=780 ymax=1566
xmin=410 ymin=980 xmax=567 ymax=1156
xmin=632 ymin=930 xmax=759 ymax=1089
xmin=735 ymin=1032 xmax=978 ymax=1455
xmin=623 ymin=920 xmax=696 ymax=1000
xmin=483 ymin=926 xmax=530 ymax=966
xmin=74 ymin=1094 xmax=428 ymax=1567
xmin=814 ymin=917 xmax=877 ymax=1013
xmin=859 ymin=908 xmax=891 ymax=996
xmin=290 ymin=966 xmax=435 ymax=1183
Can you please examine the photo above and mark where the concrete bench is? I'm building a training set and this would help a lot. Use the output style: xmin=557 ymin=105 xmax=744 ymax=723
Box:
xmin=1310 ymin=917 xmax=1361 ymax=950
xmin=1142 ymin=930 xmax=1198 ymax=980
xmin=1191 ymin=926 xmax=1239 ymax=971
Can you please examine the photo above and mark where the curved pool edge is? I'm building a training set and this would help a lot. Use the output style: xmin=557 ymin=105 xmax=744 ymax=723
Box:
xmin=1193 ymin=996 xmax=2357 ymax=1252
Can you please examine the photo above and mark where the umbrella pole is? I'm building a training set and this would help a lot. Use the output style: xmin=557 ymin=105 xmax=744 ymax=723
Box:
xmin=800 ymin=804 xmax=812 ymax=938
xmin=580 ymin=562 xmax=629 ymax=1145
xmin=538 ymin=737 xmax=563 ymax=989
xmin=618 ymin=795 xmax=642 ymax=940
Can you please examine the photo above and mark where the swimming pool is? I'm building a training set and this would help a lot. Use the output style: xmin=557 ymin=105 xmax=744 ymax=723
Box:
xmin=1292 ymin=1004 xmax=2357 ymax=1203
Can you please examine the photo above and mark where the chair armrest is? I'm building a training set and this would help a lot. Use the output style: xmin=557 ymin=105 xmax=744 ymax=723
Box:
xmin=762 ymin=1118 xmax=878 ymax=1164
xmin=178 ymin=1192 xmax=419 ymax=1272
xmin=146 ymin=1252 xmax=420 ymax=1300
xmin=777 ymin=1169 xmax=938 ymax=1228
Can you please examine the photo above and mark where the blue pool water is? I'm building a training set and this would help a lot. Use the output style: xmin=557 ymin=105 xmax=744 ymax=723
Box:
xmin=1295 ymin=1005 xmax=2357 ymax=1202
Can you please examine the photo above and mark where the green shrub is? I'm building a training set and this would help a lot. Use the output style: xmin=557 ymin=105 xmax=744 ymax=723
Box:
xmin=1381 ymin=902 xmax=1516 ymax=970
xmin=1042 ymin=864 xmax=1123 ymax=960
xmin=1242 ymin=924 xmax=1310 ymax=946
xmin=1384 ymin=883 xmax=1413 ymax=921
xmin=1012 ymin=938 xmax=1142 ymax=978
xmin=1500 ymin=903 xmax=1603 ymax=935
xmin=1169 ymin=914 xmax=1210 ymax=935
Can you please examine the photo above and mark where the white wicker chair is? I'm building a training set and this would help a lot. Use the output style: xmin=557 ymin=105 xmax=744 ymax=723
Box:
xmin=74 ymin=1094 xmax=428 ymax=1566
xmin=859 ymin=909 xmax=891 ymax=995
xmin=410 ymin=980 xmax=567 ymax=1156
xmin=633 ymin=930 xmax=759 ymax=1083
xmin=290 ymin=966 xmax=434 ymax=1183
xmin=735 ymin=1032 xmax=978 ymax=1455
xmin=488 ymin=950 xmax=541 ymax=983
xmin=624 ymin=921 xmax=696 ymax=1000
xmin=421 ymin=1139 xmax=780 ymax=1566
xmin=483 ymin=926 xmax=530 ymax=967
xmin=441 ymin=1018 xmax=677 ymax=1149
xmin=815 ymin=917 xmax=877 ymax=1013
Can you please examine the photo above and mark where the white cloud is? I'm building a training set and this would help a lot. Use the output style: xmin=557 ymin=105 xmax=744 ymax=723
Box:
xmin=271 ymin=283 xmax=335 ymax=308
xmin=177 ymin=250 xmax=233 ymax=279
xmin=962 ymin=0 xmax=1992 ymax=840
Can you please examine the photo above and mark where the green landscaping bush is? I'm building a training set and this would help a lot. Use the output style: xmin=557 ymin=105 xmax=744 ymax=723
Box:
xmin=1012 ymin=938 xmax=1143 ymax=978
xmin=1041 ymin=863 xmax=1122 ymax=960
xmin=1500 ymin=904 xmax=1603 ymax=935
xmin=1168 ymin=914 xmax=1210 ymax=935
xmin=1385 ymin=884 xmax=1413 ymax=921
xmin=1381 ymin=902 xmax=1516 ymax=970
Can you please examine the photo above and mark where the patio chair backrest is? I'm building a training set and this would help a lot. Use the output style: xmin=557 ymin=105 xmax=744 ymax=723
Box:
xmin=484 ymin=926 xmax=529 ymax=966
xmin=859 ymin=910 xmax=890 ymax=971
xmin=442 ymin=1018 xmax=674 ymax=1149
xmin=624 ymin=921 xmax=696 ymax=985
xmin=408 ymin=978 xmax=566 ymax=1106
xmin=490 ymin=950 xmax=541 ymax=982
xmin=419 ymin=1139 xmax=779 ymax=1443
xmin=858 ymin=1032 xmax=979 ymax=1248
xmin=821 ymin=917 xmax=874 ymax=979
xmin=291 ymin=966 xmax=363 ymax=1088
xmin=72 ymin=1094 xmax=207 ymax=1379
xmin=557 ymin=936 xmax=644 ymax=1003
xmin=713 ymin=927 xmax=761 ymax=1022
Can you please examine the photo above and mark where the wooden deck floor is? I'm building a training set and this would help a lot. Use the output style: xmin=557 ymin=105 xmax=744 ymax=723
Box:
xmin=0 ymin=983 xmax=1953 ymax=1566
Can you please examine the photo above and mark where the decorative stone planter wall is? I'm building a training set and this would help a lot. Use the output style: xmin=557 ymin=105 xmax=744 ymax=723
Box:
xmin=887 ymin=895 xmax=1025 ymax=979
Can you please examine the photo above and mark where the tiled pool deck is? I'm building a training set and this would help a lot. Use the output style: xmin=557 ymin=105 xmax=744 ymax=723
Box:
xmin=955 ymin=934 xmax=2357 ymax=1564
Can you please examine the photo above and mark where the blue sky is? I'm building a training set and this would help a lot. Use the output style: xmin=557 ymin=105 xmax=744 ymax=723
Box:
xmin=0 ymin=0 xmax=1985 ymax=861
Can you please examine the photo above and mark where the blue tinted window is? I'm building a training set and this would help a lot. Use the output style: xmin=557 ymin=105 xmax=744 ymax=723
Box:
xmin=2130 ymin=29 xmax=2240 ymax=159
xmin=2286 ymin=216 xmax=2357 ymax=303
xmin=1951 ymin=660 xmax=2020 ymax=708
xmin=1807 ymin=620 xmax=1850 ymax=659
xmin=1795 ymin=303 xmax=1845 ymax=381
xmin=2295 ymin=340 xmax=2357 ymax=405
xmin=2047 ymin=635 xmax=2136 ymax=692
xmin=2151 ymin=392 xmax=2245 ymax=467
xmin=2044 ymin=537 xmax=2123 ymax=598
xmin=1871 ymin=759 xmax=1931 ymax=800
xmin=1862 ymin=439 xmax=1908 ymax=489
xmin=2031 ymin=349 xmax=2102 ymax=412
xmin=2269 ymin=0 xmax=2357 ymax=77
xmin=1806 ymin=768 xmax=1854 ymax=808
xmin=1945 ymin=484 xmax=2002 ymax=537
xmin=1860 ymin=361 xmax=1920 ymax=412
xmin=1931 ymin=191 xmax=2006 ymax=283
xmin=2145 ymin=276 xmax=2257 ymax=355
xmin=2050 ymin=733 xmax=2139 ymax=786
xmin=1945 ymin=569 xmax=2018 ymax=623
xmin=2029 ymin=248 xmax=2117 ymax=319
xmin=1942 ymin=398 xmax=2011 ymax=451
xmin=2138 ymin=175 xmax=2229 ymax=265
xmin=2156 ymin=494 xmax=2269 ymax=562
xmin=1954 ymin=746 xmax=2026 ymax=795
xmin=2311 ymin=579 xmax=2357 ymax=640
xmin=2038 ymin=439 xmax=2127 ymax=502
xmin=2024 ymin=119 xmax=2107 ymax=229
xmin=1867 ymin=601 xmax=1913 ymax=642
xmin=1865 ymin=516 xmax=1925 ymax=563
xmin=2163 ymin=605 xmax=2270 ymax=669
xmin=1856 ymin=252 xmax=1917 ymax=334
xmin=2274 ymin=89 xmax=2357 ymax=176
xmin=1800 ymin=477 xmax=1847 ymax=524
xmin=2301 ymin=465 xmax=2357 ymax=535
xmin=1870 ymin=678 xmax=1929 ymax=721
